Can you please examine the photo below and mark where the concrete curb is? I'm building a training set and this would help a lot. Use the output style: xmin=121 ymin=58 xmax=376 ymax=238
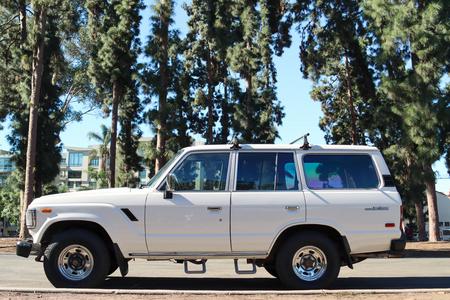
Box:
xmin=1 ymin=287 xmax=450 ymax=295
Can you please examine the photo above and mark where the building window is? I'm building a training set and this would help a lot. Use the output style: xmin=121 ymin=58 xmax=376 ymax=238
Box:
xmin=439 ymin=222 xmax=444 ymax=227
xmin=0 ymin=157 xmax=14 ymax=172
xmin=445 ymin=222 xmax=450 ymax=227
xmin=68 ymin=153 xmax=83 ymax=167
xmin=89 ymin=157 xmax=99 ymax=167
xmin=68 ymin=170 xmax=82 ymax=179
xmin=139 ymin=170 xmax=147 ymax=179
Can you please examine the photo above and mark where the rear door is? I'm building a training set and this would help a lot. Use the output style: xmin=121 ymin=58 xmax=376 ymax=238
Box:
xmin=299 ymin=152 xmax=401 ymax=253
xmin=230 ymin=151 xmax=306 ymax=252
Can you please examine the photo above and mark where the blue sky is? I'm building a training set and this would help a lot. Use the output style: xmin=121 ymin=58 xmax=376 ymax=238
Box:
xmin=0 ymin=1 xmax=448 ymax=192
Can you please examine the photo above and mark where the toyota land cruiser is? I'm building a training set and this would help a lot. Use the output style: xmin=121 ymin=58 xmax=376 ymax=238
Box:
xmin=17 ymin=143 xmax=405 ymax=289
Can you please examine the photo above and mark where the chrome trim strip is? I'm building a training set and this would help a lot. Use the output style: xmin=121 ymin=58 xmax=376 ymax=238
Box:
xmin=128 ymin=251 xmax=268 ymax=260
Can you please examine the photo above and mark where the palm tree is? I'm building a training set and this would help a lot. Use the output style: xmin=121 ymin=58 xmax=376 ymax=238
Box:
xmin=87 ymin=125 xmax=111 ymax=175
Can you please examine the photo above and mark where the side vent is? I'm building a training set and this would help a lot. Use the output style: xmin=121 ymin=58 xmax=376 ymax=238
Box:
xmin=382 ymin=175 xmax=396 ymax=187
xmin=121 ymin=208 xmax=138 ymax=222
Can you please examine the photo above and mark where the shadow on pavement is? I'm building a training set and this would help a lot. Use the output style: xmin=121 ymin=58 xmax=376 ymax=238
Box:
xmin=101 ymin=276 xmax=450 ymax=290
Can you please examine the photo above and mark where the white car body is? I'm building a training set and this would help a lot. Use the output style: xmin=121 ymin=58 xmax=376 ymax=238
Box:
xmin=27 ymin=144 xmax=402 ymax=259
xmin=19 ymin=143 xmax=406 ymax=289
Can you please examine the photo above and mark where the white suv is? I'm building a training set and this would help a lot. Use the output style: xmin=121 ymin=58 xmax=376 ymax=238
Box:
xmin=17 ymin=143 xmax=405 ymax=289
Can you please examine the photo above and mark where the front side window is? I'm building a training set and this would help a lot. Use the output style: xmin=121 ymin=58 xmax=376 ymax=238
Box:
xmin=236 ymin=152 xmax=299 ymax=191
xmin=303 ymin=154 xmax=379 ymax=189
xmin=171 ymin=152 xmax=230 ymax=191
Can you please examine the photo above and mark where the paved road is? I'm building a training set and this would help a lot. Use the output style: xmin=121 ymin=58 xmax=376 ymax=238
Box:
xmin=2 ymin=254 xmax=450 ymax=290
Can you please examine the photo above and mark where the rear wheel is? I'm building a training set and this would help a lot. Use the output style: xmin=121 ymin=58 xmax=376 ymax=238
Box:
xmin=43 ymin=229 xmax=110 ymax=288
xmin=263 ymin=263 xmax=278 ymax=278
xmin=275 ymin=232 xmax=340 ymax=289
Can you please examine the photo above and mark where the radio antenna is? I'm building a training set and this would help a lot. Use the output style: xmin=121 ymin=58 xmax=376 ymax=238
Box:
xmin=289 ymin=133 xmax=311 ymax=150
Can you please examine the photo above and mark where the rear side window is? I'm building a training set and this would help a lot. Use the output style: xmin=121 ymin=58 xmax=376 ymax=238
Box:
xmin=303 ymin=154 xmax=379 ymax=189
xmin=236 ymin=152 xmax=299 ymax=191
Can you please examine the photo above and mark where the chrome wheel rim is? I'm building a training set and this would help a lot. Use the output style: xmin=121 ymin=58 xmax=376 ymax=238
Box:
xmin=57 ymin=244 xmax=94 ymax=281
xmin=292 ymin=246 xmax=327 ymax=281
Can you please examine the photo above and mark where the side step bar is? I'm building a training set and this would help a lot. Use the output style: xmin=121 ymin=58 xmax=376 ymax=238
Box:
xmin=234 ymin=259 xmax=257 ymax=274
xmin=183 ymin=259 xmax=206 ymax=274
xmin=181 ymin=259 xmax=257 ymax=275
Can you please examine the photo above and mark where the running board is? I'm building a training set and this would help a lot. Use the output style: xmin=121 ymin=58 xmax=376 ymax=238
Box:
xmin=234 ymin=259 xmax=257 ymax=274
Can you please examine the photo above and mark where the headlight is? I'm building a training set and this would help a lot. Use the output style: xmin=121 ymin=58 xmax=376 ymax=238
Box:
xmin=26 ymin=209 xmax=36 ymax=229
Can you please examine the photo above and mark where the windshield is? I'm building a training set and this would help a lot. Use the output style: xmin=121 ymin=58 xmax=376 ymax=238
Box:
xmin=147 ymin=149 xmax=185 ymax=189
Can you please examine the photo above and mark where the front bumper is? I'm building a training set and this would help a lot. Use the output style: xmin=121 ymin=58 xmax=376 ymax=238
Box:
xmin=16 ymin=240 xmax=41 ymax=258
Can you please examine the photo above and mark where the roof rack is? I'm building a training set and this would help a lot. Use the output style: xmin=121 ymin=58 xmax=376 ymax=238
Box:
xmin=229 ymin=136 xmax=241 ymax=150
xmin=289 ymin=133 xmax=311 ymax=150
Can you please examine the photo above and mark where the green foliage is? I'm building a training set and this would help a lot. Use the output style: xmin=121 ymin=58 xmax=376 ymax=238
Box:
xmin=226 ymin=0 xmax=285 ymax=143
xmin=88 ymin=167 xmax=108 ymax=189
xmin=292 ymin=0 xmax=377 ymax=145
xmin=0 ymin=171 xmax=22 ymax=225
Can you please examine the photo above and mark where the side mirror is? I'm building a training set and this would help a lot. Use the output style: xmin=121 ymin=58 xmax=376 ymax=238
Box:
xmin=163 ymin=173 xmax=176 ymax=199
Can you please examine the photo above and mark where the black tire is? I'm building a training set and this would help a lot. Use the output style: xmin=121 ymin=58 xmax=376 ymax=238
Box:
xmin=275 ymin=232 xmax=340 ymax=289
xmin=263 ymin=263 xmax=278 ymax=278
xmin=43 ymin=229 xmax=111 ymax=288
xmin=108 ymin=261 xmax=118 ymax=276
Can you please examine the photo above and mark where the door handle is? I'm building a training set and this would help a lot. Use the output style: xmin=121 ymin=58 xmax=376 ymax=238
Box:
xmin=207 ymin=206 xmax=222 ymax=211
xmin=285 ymin=205 xmax=300 ymax=211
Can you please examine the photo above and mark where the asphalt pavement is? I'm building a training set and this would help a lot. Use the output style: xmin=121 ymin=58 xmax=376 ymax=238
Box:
xmin=2 ymin=254 xmax=450 ymax=291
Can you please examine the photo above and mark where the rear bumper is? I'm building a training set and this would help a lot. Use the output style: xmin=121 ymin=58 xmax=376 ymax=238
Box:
xmin=352 ymin=233 xmax=406 ymax=259
xmin=16 ymin=240 xmax=41 ymax=258
xmin=390 ymin=232 xmax=406 ymax=252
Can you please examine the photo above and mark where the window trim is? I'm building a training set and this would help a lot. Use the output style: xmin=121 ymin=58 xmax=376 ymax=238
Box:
xmin=157 ymin=150 xmax=232 ymax=193
xmin=233 ymin=151 xmax=301 ymax=192
xmin=301 ymin=153 xmax=381 ymax=191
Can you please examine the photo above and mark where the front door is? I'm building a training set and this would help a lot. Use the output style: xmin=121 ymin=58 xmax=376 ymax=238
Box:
xmin=146 ymin=151 xmax=231 ymax=253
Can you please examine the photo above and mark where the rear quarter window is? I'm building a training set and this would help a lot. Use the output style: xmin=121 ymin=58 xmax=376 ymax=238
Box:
xmin=303 ymin=154 xmax=379 ymax=189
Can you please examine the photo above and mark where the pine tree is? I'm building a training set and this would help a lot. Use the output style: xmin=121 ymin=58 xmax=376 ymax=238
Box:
xmin=143 ymin=0 xmax=193 ymax=172
xmin=87 ymin=0 xmax=143 ymax=187
xmin=2 ymin=0 xmax=83 ymax=238
xmin=118 ymin=81 xmax=143 ymax=187
xmin=364 ymin=0 xmax=450 ymax=241
xmin=291 ymin=0 xmax=377 ymax=145
xmin=227 ymin=0 xmax=285 ymax=143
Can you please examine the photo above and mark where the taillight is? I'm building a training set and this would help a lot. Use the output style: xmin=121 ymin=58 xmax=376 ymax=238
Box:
xmin=400 ymin=205 xmax=404 ymax=231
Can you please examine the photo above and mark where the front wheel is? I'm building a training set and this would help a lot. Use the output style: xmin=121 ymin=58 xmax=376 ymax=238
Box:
xmin=275 ymin=232 xmax=340 ymax=289
xmin=43 ymin=229 xmax=110 ymax=288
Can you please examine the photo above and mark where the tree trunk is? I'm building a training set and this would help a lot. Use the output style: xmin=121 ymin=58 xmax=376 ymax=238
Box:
xmin=424 ymin=165 xmax=440 ymax=241
xmin=155 ymin=9 xmax=169 ymax=173
xmin=220 ymin=78 xmax=230 ymax=143
xmin=344 ymin=56 xmax=358 ymax=145
xmin=206 ymin=52 xmax=214 ymax=144
xmin=34 ymin=176 xmax=42 ymax=199
xmin=19 ymin=0 xmax=27 ymax=45
xmin=414 ymin=200 xmax=426 ymax=241
xmin=19 ymin=7 xmax=47 ymax=239
xmin=109 ymin=81 xmax=121 ymax=188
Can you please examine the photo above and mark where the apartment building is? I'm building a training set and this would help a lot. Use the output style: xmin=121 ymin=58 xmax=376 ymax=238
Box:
xmin=0 ymin=142 xmax=152 ymax=190
xmin=0 ymin=150 xmax=15 ymax=187
xmin=59 ymin=144 xmax=151 ymax=191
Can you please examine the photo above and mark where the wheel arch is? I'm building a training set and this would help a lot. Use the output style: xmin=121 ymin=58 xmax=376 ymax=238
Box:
xmin=40 ymin=220 xmax=116 ymax=265
xmin=267 ymin=224 xmax=352 ymax=267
